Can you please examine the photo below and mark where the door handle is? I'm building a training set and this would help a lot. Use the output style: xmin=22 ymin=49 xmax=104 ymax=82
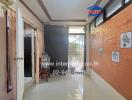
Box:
xmin=16 ymin=57 xmax=24 ymax=60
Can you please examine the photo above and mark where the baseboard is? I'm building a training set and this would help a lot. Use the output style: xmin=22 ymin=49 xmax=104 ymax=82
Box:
xmin=88 ymin=68 xmax=126 ymax=100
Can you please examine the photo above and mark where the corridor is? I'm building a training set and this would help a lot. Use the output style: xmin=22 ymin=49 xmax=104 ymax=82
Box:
xmin=0 ymin=0 xmax=132 ymax=100
xmin=23 ymin=75 xmax=108 ymax=100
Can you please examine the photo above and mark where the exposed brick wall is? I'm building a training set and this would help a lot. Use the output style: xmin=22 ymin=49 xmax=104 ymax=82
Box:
xmin=89 ymin=4 xmax=132 ymax=100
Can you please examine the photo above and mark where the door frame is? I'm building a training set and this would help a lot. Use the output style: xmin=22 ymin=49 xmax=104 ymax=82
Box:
xmin=16 ymin=8 xmax=24 ymax=100
xmin=24 ymin=36 xmax=32 ymax=77
xmin=68 ymin=33 xmax=86 ymax=71
xmin=5 ymin=11 xmax=12 ymax=93
xmin=24 ymin=22 xmax=36 ymax=79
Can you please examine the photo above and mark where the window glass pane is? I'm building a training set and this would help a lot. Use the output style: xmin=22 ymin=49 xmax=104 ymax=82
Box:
xmin=69 ymin=35 xmax=84 ymax=53
xmin=106 ymin=0 xmax=122 ymax=17
xmin=69 ymin=26 xmax=85 ymax=34
xmin=96 ymin=14 xmax=103 ymax=26
xmin=68 ymin=35 xmax=84 ymax=72
xmin=125 ymin=0 xmax=130 ymax=3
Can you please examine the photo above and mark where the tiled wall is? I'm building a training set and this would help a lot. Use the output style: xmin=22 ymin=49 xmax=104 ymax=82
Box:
xmin=89 ymin=5 xmax=132 ymax=100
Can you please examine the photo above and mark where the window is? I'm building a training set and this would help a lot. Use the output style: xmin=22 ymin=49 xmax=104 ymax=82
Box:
xmin=69 ymin=26 xmax=85 ymax=34
xmin=125 ymin=0 xmax=130 ymax=3
xmin=106 ymin=0 xmax=122 ymax=17
xmin=96 ymin=14 xmax=103 ymax=26
xmin=89 ymin=0 xmax=131 ymax=28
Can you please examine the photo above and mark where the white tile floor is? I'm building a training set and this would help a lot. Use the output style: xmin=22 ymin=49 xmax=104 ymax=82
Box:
xmin=24 ymin=77 xmax=33 ymax=85
xmin=23 ymin=75 xmax=109 ymax=100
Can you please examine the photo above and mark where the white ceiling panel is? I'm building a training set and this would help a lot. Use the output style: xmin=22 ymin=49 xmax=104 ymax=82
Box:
xmin=50 ymin=21 xmax=86 ymax=26
xmin=22 ymin=0 xmax=49 ymax=23
xmin=42 ymin=0 xmax=97 ymax=20
xmin=22 ymin=0 xmax=110 ymax=25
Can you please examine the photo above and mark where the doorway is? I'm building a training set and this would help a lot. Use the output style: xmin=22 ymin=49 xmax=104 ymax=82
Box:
xmin=24 ymin=37 xmax=32 ymax=77
xmin=24 ymin=23 xmax=35 ymax=85
xmin=68 ymin=26 xmax=85 ymax=73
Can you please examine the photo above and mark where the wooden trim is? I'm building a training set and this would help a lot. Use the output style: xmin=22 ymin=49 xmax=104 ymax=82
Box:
xmin=24 ymin=22 xmax=37 ymax=31
xmin=20 ymin=0 xmax=43 ymax=24
xmin=37 ymin=0 xmax=52 ymax=21
xmin=69 ymin=33 xmax=85 ymax=35
xmin=5 ymin=11 xmax=9 ymax=93
xmin=5 ymin=10 xmax=13 ymax=93
xmin=51 ymin=19 xmax=86 ymax=22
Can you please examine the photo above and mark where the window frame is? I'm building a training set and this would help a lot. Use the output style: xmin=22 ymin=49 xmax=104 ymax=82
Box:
xmin=125 ymin=0 xmax=130 ymax=3
xmin=95 ymin=13 xmax=104 ymax=26
xmin=89 ymin=20 xmax=95 ymax=33
xmin=105 ymin=0 xmax=122 ymax=18
xmin=89 ymin=0 xmax=132 ymax=27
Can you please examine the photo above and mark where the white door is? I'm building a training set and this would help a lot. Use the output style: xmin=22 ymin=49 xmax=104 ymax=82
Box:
xmin=16 ymin=8 xmax=24 ymax=100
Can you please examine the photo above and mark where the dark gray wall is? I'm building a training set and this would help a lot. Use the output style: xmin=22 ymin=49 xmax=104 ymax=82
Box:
xmin=44 ymin=25 xmax=68 ymax=74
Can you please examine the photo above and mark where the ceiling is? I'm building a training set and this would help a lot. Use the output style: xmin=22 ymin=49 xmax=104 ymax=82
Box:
xmin=42 ymin=0 xmax=96 ymax=20
xmin=21 ymin=0 xmax=109 ymax=26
